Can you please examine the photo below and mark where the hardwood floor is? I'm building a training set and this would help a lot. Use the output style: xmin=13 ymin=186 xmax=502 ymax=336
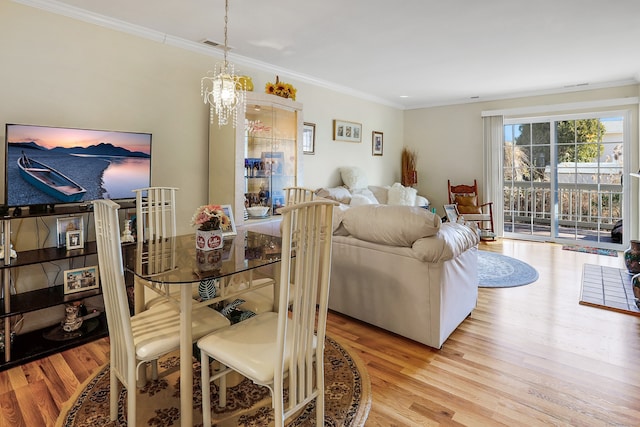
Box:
xmin=1 ymin=239 xmax=639 ymax=426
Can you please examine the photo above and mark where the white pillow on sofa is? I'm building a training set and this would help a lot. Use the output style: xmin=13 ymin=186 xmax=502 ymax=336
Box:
xmin=351 ymin=188 xmax=379 ymax=204
xmin=342 ymin=204 xmax=441 ymax=247
xmin=340 ymin=166 xmax=368 ymax=189
xmin=387 ymin=183 xmax=417 ymax=206
xmin=315 ymin=186 xmax=352 ymax=204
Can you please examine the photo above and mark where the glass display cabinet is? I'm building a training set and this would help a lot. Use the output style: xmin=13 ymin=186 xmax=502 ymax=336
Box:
xmin=209 ymin=92 xmax=303 ymax=226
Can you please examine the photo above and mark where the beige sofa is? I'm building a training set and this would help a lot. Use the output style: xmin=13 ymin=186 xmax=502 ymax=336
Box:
xmin=327 ymin=204 xmax=479 ymax=349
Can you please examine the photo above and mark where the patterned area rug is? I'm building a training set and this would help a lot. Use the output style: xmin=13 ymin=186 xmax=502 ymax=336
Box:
xmin=56 ymin=336 xmax=370 ymax=427
xmin=579 ymin=264 xmax=640 ymax=316
xmin=562 ymin=245 xmax=618 ymax=257
xmin=478 ymin=250 xmax=539 ymax=288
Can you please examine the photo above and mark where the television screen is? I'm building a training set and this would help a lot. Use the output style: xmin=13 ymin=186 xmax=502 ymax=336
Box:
xmin=5 ymin=124 xmax=151 ymax=208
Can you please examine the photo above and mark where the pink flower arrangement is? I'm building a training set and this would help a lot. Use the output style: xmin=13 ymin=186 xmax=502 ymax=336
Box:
xmin=191 ymin=204 xmax=230 ymax=231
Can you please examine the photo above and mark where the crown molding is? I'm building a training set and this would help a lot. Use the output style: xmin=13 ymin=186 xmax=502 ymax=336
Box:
xmin=13 ymin=0 xmax=403 ymax=109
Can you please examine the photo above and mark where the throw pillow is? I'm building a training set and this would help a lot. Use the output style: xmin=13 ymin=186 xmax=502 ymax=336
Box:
xmin=351 ymin=188 xmax=379 ymax=204
xmin=455 ymin=194 xmax=482 ymax=214
xmin=387 ymin=183 xmax=417 ymax=206
xmin=340 ymin=166 xmax=368 ymax=189
xmin=315 ymin=187 xmax=352 ymax=204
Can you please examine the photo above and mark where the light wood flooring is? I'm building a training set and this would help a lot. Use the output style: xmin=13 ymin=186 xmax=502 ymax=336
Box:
xmin=1 ymin=239 xmax=639 ymax=426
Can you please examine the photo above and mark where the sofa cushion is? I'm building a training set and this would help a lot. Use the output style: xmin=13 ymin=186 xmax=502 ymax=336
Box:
xmin=340 ymin=166 xmax=368 ymax=189
xmin=316 ymin=186 xmax=352 ymax=204
xmin=342 ymin=205 xmax=441 ymax=247
xmin=350 ymin=194 xmax=375 ymax=206
xmin=388 ymin=183 xmax=417 ymax=206
xmin=368 ymin=185 xmax=390 ymax=204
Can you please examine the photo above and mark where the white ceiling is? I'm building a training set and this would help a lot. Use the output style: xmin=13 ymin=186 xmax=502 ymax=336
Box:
xmin=26 ymin=0 xmax=640 ymax=109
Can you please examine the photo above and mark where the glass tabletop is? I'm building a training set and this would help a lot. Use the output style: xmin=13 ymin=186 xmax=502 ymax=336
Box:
xmin=122 ymin=230 xmax=283 ymax=285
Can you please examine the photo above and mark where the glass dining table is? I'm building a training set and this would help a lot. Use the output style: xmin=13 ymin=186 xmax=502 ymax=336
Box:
xmin=122 ymin=229 xmax=284 ymax=426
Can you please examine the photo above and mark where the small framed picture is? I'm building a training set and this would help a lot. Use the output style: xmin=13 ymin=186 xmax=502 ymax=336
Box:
xmin=57 ymin=216 xmax=84 ymax=248
xmin=64 ymin=265 xmax=99 ymax=294
xmin=372 ymin=131 xmax=383 ymax=156
xmin=333 ymin=119 xmax=362 ymax=143
xmin=220 ymin=204 xmax=237 ymax=237
xmin=66 ymin=230 xmax=84 ymax=250
xmin=303 ymin=122 xmax=316 ymax=154
xmin=443 ymin=204 xmax=460 ymax=223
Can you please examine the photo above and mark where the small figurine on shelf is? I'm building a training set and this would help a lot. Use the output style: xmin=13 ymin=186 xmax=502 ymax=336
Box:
xmin=62 ymin=302 xmax=84 ymax=332
xmin=121 ymin=219 xmax=135 ymax=243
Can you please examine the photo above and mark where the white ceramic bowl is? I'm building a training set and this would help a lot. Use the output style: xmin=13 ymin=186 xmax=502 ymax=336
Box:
xmin=247 ymin=206 xmax=269 ymax=217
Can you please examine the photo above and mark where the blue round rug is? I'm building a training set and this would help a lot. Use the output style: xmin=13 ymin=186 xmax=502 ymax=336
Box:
xmin=478 ymin=250 xmax=538 ymax=288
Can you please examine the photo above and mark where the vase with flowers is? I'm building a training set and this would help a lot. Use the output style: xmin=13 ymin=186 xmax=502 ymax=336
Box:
xmin=191 ymin=204 xmax=229 ymax=251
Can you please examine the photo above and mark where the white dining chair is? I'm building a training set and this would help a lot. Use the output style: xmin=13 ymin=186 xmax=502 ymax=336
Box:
xmin=198 ymin=199 xmax=337 ymax=427
xmin=133 ymin=186 xmax=178 ymax=241
xmin=231 ymin=186 xmax=316 ymax=314
xmin=283 ymin=186 xmax=316 ymax=205
xmin=132 ymin=187 xmax=181 ymax=313
xmin=93 ymin=199 xmax=230 ymax=424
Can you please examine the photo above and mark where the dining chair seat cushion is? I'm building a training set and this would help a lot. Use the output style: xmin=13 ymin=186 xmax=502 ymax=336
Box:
xmin=197 ymin=312 xmax=317 ymax=384
xmin=224 ymin=278 xmax=296 ymax=314
xmin=144 ymin=284 xmax=200 ymax=310
xmin=132 ymin=302 xmax=230 ymax=360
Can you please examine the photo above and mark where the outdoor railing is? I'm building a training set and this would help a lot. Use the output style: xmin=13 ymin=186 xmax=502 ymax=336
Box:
xmin=504 ymin=182 xmax=622 ymax=232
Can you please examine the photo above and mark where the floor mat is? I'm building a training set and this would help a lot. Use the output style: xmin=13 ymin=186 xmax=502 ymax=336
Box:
xmin=563 ymin=245 xmax=618 ymax=257
xmin=580 ymin=264 xmax=639 ymax=316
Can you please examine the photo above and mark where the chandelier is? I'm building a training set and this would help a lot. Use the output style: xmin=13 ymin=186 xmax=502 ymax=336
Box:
xmin=201 ymin=0 xmax=246 ymax=127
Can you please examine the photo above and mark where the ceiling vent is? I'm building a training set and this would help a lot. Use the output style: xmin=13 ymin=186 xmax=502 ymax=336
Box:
xmin=202 ymin=39 xmax=233 ymax=51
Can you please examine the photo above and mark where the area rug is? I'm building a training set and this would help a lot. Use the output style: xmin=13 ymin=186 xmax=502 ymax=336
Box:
xmin=478 ymin=250 xmax=539 ymax=288
xmin=57 ymin=336 xmax=370 ymax=427
xmin=579 ymin=264 xmax=640 ymax=316
xmin=562 ymin=245 xmax=618 ymax=257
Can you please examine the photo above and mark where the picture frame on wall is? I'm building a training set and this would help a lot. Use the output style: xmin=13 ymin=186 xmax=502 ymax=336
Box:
xmin=64 ymin=265 xmax=99 ymax=295
xmin=372 ymin=131 xmax=383 ymax=156
xmin=333 ymin=119 xmax=362 ymax=143
xmin=303 ymin=122 xmax=316 ymax=154
xmin=220 ymin=204 xmax=237 ymax=237
xmin=57 ymin=216 xmax=84 ymax=248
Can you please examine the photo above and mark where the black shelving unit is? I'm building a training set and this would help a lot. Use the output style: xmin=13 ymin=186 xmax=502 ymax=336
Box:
xmin=0 ymin=202 xmax=134 ymax=370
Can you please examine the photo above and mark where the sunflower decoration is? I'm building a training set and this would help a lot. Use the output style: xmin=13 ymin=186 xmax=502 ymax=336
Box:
xmin=265 ymin=76 xmax=296 ymax=100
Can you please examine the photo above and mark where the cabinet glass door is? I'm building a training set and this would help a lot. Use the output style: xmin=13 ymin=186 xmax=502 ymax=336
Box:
xmin=245 ymin=105 xmax=298 ymax=216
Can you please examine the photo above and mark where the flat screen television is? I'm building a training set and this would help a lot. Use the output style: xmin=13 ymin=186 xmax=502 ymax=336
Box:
xmin=4 ymin=124 xmax=151 ymax=210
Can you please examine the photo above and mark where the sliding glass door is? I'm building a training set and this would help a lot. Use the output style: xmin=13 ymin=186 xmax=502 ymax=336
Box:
xmin=503 ymin=113 xmax=627 ymax=249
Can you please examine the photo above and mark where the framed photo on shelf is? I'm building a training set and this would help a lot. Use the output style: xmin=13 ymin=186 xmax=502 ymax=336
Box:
xmin=65 ymin=230 xmax=84 ymax=250
xmin=443 ymin=204 xmax=460 ymax=223
xmin=333 ymin=119 xmax=362 ymax=143
xmin=220 ymin=204 xmax=237 ymax=237
xmin=372 ymin=131 xmax=383 ymax=156
xmin=303 ymin=122 xmax=316 ymax=154
xmin=57 ymin=216 xmax=84 ymax=248
xmin=64 ymin=265 xmax=99 ymax=295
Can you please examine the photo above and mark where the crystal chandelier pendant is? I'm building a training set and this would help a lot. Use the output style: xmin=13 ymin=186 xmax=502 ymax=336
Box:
xmin=200 ymin=0 xmax=246 ymax=128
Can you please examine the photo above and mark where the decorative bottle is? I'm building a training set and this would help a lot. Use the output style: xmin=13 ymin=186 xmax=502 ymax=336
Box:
xmin=623 ymin=240 xmax=640 ymax=274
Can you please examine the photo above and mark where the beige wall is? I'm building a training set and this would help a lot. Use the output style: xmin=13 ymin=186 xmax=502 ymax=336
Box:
xmin=405 ymin=85 xmax=640 ymax=225
xmin=0 ymin=0 xmax=404 ymax=235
